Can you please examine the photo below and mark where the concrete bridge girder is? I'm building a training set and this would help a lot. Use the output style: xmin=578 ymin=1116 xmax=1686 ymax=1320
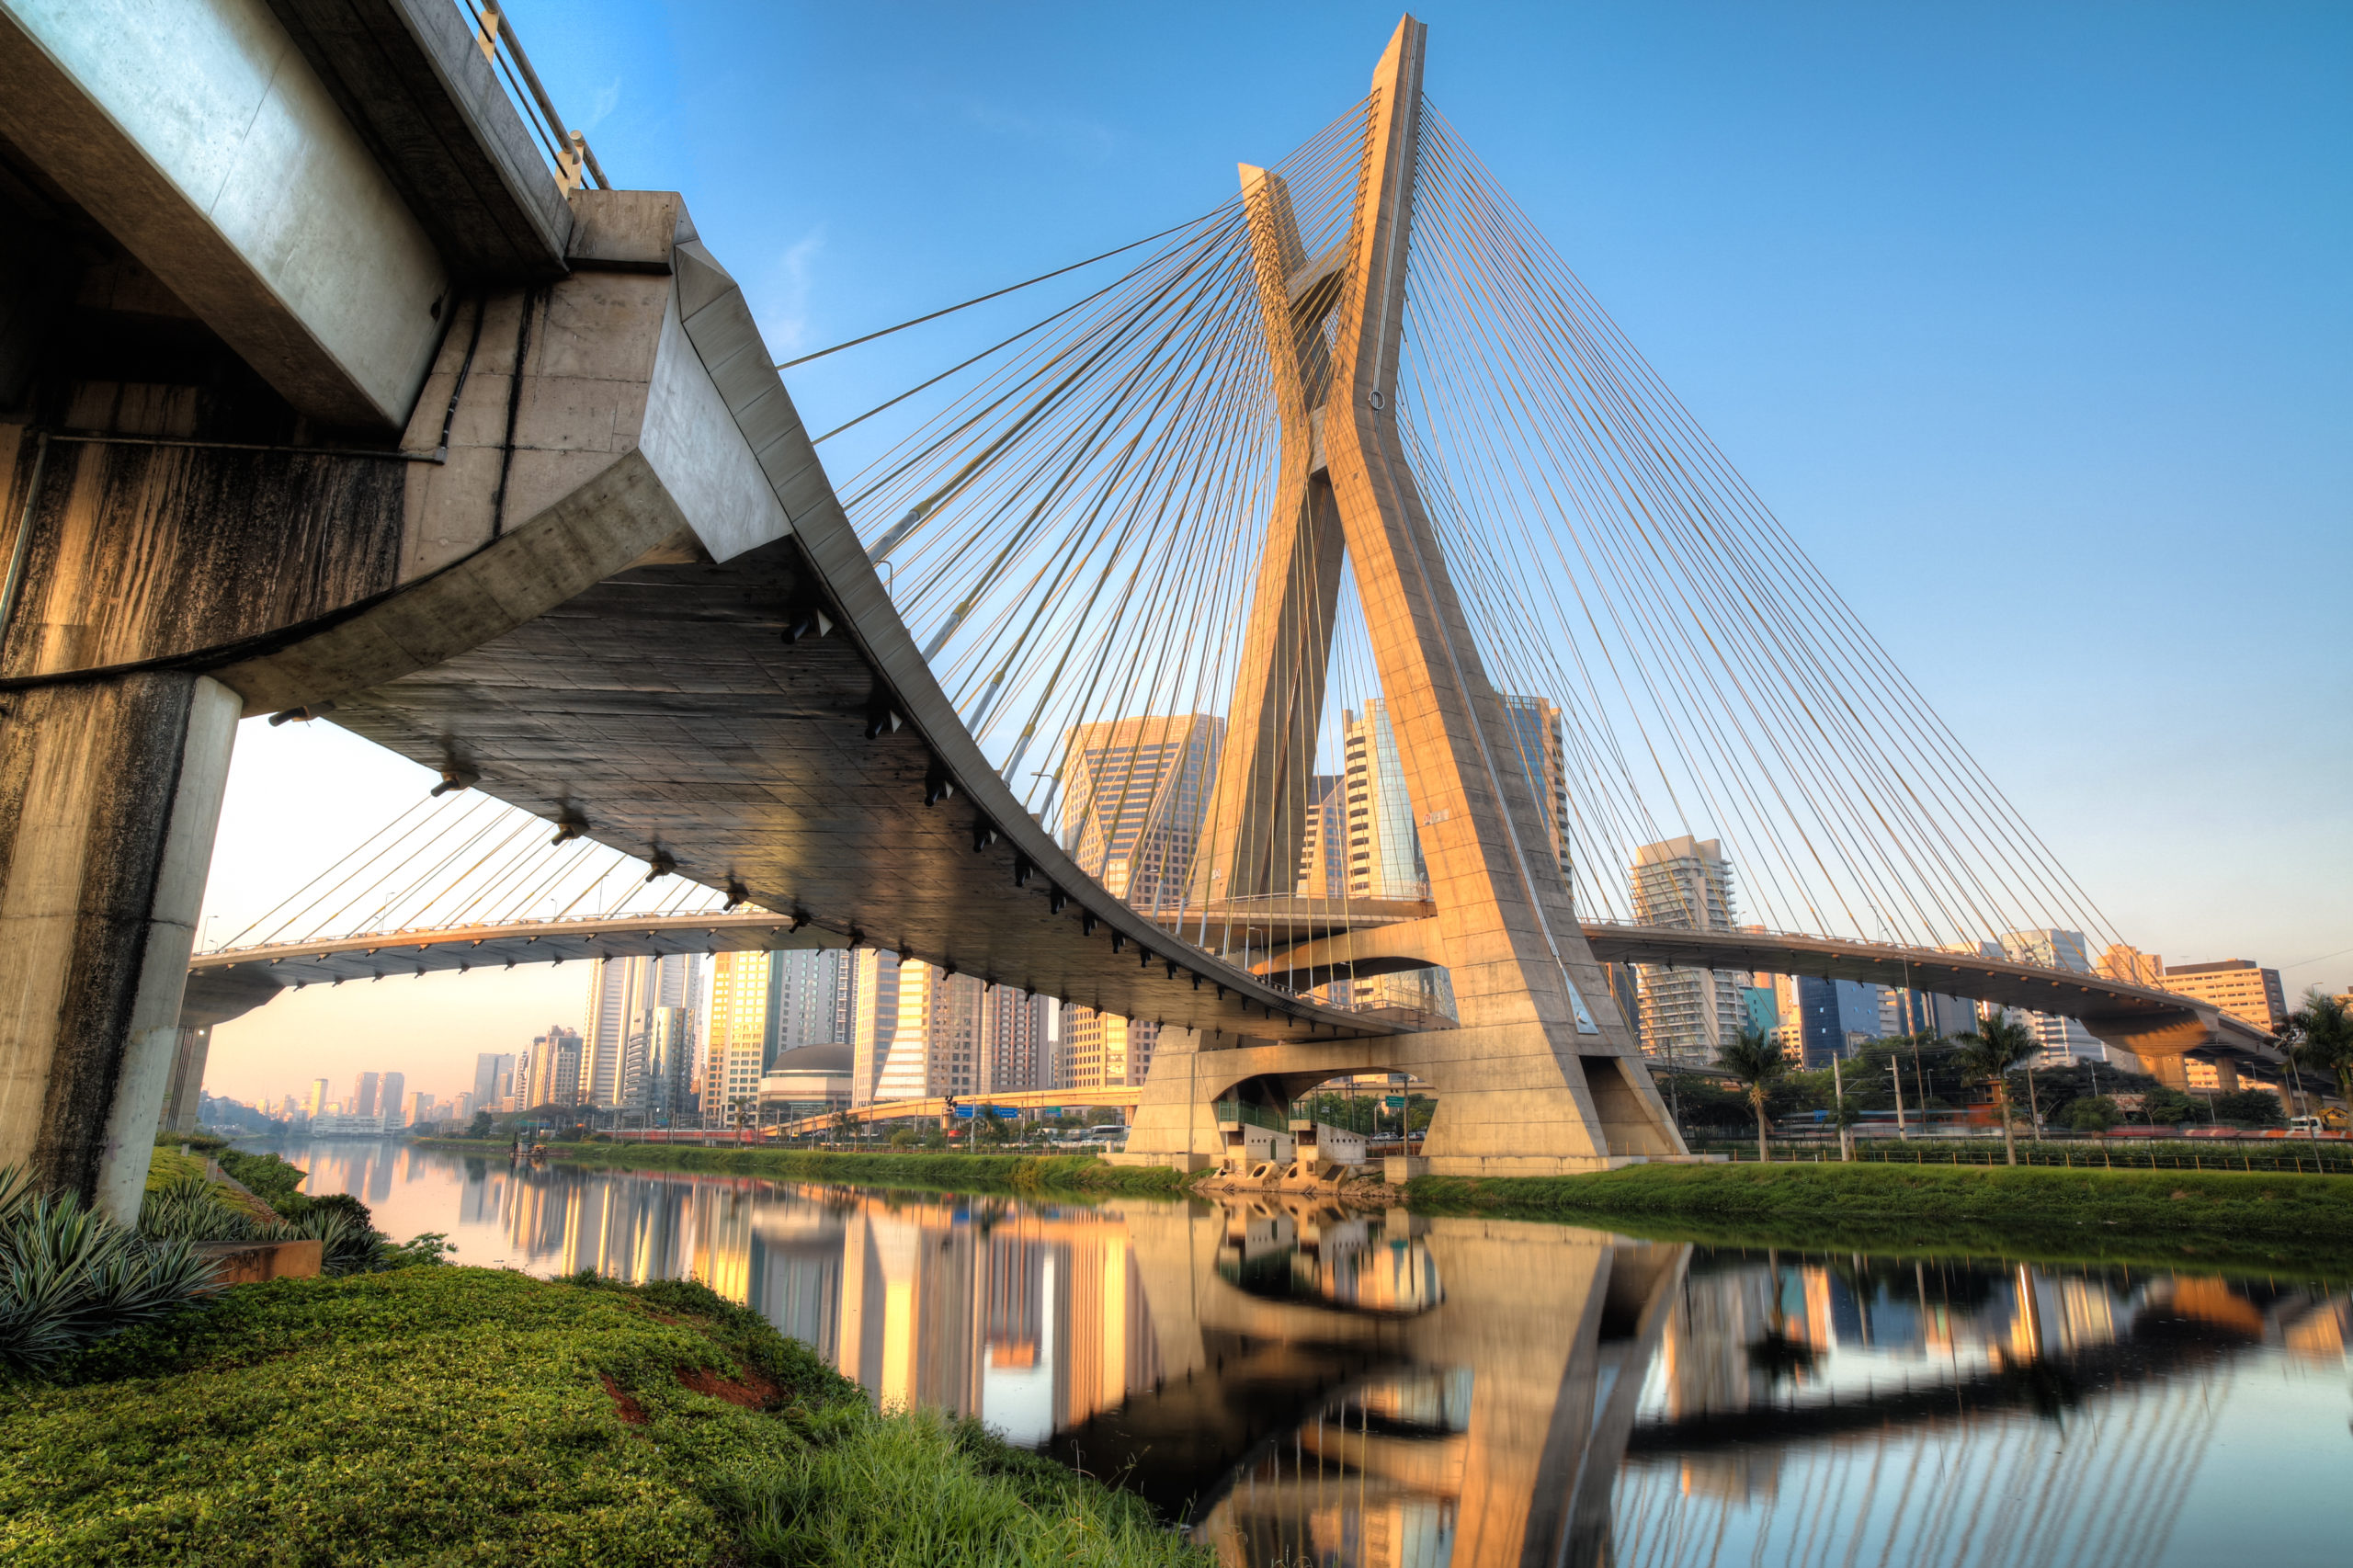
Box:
xmin=0 ymin=184 xmax=790 ymax=1210
xmin=1120 ymin=1022 xmax=1686 ymax=1175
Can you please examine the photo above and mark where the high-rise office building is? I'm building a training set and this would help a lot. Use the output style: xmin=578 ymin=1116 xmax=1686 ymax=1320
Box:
xmin=2161 ymin=959 xmax=2288 ymax=1034
xmin=1501 ymin=692 xmax=1571 ymax=880
xmin=472 ymin=1052 xmax=517 ymax=1113
xmin=377 ymin=1072 xmax=404 ymax=1126
xmin=1340 ymin=699 xmax=1457 ymax=1017
xmin=404 ymin=1091 xmax=433 ymax=1126
xmin=1294 ymin=773 xmax=1347 ymax=898
xmin=1344 ymin=699 xmax=1425 ymax=902
xmin=305 ymin=1078 xmax=328 ymax=1118
xmin=1883 ymin=986 xmax=1980 ymax=1040
xmin=1783 ymin=975 xmax=1886 ymax=1069
xmin=851 ymin=950 xmax=902 ymax=1107
xmin=772 ymin=949 xmax=858 ymax=1057
xmin=707 ymin=950 xmax=774 ymax=1119
xmin=350 ymin=1071 xmax=381 ymax=1119
xmin=2098 ymin=943 xmax=2165 ymax=988
xmin=881 ymin=962 xmax=981 ymax=1102
xmin=1060 ymin=713 xmax=1222 ymax=915
xmin=522 ymin=1024 xmax=584 ymax=1108
xmin=1996 ymin=929 xmax=2105 ymax=1064
xmin=1059 ymin=1007 xmax=1157 ymax=1092
xmin=1629 ymin=835 xmax=1748 ymax=1063
xmin=585 ymin=953 xmax=701 ymax=1108
xmin=979 ymin=986 xmax=1054 ymax=1094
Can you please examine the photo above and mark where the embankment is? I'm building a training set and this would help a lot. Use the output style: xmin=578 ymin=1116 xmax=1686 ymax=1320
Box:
xmin=1405 ymin=1161 xmax=2353 ymax=1277
xmin=411 ymin=1139 xmax=1191 ymax=1197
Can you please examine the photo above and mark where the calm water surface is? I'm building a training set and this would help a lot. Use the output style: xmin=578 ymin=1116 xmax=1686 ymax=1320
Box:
xmin=260 ymin=1138 xmax=2349 ymax=1567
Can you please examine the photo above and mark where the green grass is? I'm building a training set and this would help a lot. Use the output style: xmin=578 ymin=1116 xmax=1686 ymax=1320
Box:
xmin=0 ymin=1267 xmax=1203 ymax=1567
xmin=411 ymin=1140 xmax=1192 ymax=1197
xmin=1405 ymin=1161 xmax=2353 ymax=1278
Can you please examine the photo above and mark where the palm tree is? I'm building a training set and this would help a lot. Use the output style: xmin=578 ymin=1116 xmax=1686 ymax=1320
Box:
xmin=1954 ymin=1013 xmax=2040 ymax=1165
xmin=1716 ymin=1026 xmax=1789 ymax=1164
xmin=2287 ymin=990 xmax=2353 ymax=1125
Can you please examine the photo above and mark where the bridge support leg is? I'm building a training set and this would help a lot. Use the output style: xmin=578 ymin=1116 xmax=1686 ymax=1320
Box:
xmin=1114 ymin=1028 xmax=1222 ymax=1172
xmin=161 ymin=1025 xmax=213 ymax=1134
xmin=0 ymin=673 xmax=237 ymax=1220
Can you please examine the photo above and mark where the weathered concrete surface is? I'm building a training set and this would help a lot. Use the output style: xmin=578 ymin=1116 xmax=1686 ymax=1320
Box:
xmin=263 ymin=0 xmax=573 ymax=280
xmin=0 ymin=0 xmax=450 ymax=428
xmin=0 ymin=674 xmax=236 ymax=1220
xmin=193 ymin=1235 xmax=321 ymax=1281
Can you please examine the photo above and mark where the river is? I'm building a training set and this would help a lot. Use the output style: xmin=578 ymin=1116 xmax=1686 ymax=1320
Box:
xmin=257 ymin=1138 xmax=2348 ymax=1567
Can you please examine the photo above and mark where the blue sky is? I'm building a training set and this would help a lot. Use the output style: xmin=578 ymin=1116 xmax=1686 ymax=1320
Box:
xmin=201 ymin=2 xmax=2349 ymax=1103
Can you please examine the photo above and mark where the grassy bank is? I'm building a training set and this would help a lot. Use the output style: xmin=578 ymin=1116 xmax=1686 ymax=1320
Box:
xmin=0 ymin=1267 xmax=1202 ymax=1567
xmin=411 ymin=1139 xmax=1192 ymax=1197
xmin=1406 ymin=1162 xmax=2353 ymax=1278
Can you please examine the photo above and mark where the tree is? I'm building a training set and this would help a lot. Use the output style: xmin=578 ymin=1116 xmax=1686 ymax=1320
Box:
xmin=2066 ymin=1095 xmax=2119 ymax=1132
xmin=465 ymin=1110 xmax=494 ymax=1141
xmin=2211 ymin=1088 xmax=2285 ymax=1128
xmin=1716 ymin=1027 xmax=1788 ymax=1164
xmin=1954 ymin=1013 xmax=2040 ymax=1165
xmin=2287 ymin=990 xmax=2353 ymax=1124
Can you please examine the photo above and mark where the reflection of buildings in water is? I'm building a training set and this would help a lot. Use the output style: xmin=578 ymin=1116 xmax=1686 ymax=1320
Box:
xmin=392 ymin=1153 xmax=2348 ymax=1568
xmin=1626 ymin=1372 xmax=2236 ymax=1568
xmin=1626 ymin=1253 xmax=2353 ymax=1568
xmin=1199 ymin=1368 xmax=1473 ymax=1568
xmin=1214 ymin=1203 xmax=1444 ymax=1316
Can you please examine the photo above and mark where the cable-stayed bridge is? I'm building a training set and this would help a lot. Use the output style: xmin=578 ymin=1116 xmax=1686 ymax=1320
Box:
xmin=0 ymin=6 xmax=2269 ymax=1214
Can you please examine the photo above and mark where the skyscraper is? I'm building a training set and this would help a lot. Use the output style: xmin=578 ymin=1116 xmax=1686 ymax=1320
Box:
xmin=1501 ymin=692 xmax=1571 ymax=880
xmin=585 ymin=953 xmax=701 ymax=1108
xmin=1294 ymin=773 xmax=1347 ymax=898
xmin=1629 ymin=835 xmax=1748 ymax=1063
xmin=305 ymin=1078 xmax=328 ymax=1118
xmin=1344 ymin=699 xmax=1425 ymax=902
xmin=707 ymin=950 xmax=774 ymax=1119
xmin=1996 ymin=929 xmax=2106 ymax=1064
xmin=978 ymin=986 xmax=1054 ymax=1094
xmin=772 ymin=948 xmax=858 ymax=1058
xmin=377 ymin=1072 xmax=404 ymax=1127
xmin=1060 ymin=713 xmax=1222 ymax=915
xmin=1059 ymin=1007 xmax=1157 ymax=1092
xmin=522 ymin=1025 xmax=584 ymax=1108
xmin=472 ymin=1052 xmax=516 ymax=1112
xmin=350 ymin=1072 xmax=380 ymax=1119
xmin=851 ymin=950 xmax=901 ymax=1107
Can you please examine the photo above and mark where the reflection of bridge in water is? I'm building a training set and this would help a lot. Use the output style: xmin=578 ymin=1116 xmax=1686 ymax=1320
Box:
xmin=345 ymin=1144 xmax=2347 ymax=1567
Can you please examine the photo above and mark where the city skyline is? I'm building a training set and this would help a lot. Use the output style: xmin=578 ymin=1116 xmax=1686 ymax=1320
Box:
xmin=189 ymin=29 xmax=2350 ymax=1111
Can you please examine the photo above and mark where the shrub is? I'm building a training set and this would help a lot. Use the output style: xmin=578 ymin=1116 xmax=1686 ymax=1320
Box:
xmin=0 ymin=1169 xmax=217 ymax=1381
xmin=213 ymin=1149 xmax=305 ymax=1208
xmin=139 ymin=1178 xmax=392 ymax=1278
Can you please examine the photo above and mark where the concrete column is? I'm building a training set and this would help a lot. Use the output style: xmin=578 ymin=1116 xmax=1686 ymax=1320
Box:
xmin=161 ymin=1024 xmax=213 ymax=1133
xmin=0 ymin=672 xmax=239 ymax=1221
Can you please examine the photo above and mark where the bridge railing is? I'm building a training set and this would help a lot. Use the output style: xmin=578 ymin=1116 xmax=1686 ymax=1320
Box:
xmin=455 ymin=2 xmax=610 ymax=193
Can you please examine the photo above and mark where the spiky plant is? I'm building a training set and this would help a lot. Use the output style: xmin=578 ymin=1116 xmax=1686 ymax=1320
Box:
xmin=0 ymin=1168 xmax=219 ymax=1381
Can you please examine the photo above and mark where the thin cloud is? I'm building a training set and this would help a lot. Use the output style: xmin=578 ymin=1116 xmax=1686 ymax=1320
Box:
xmin=760 ymin=228 xmax=826 ymax=356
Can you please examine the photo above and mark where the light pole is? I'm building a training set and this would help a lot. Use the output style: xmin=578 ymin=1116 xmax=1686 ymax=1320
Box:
xmin=1890 ymin=1060 xmax=1909 ymax=1140
xmin=1832 ymin=1051 xmax=1852 ymax=1161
